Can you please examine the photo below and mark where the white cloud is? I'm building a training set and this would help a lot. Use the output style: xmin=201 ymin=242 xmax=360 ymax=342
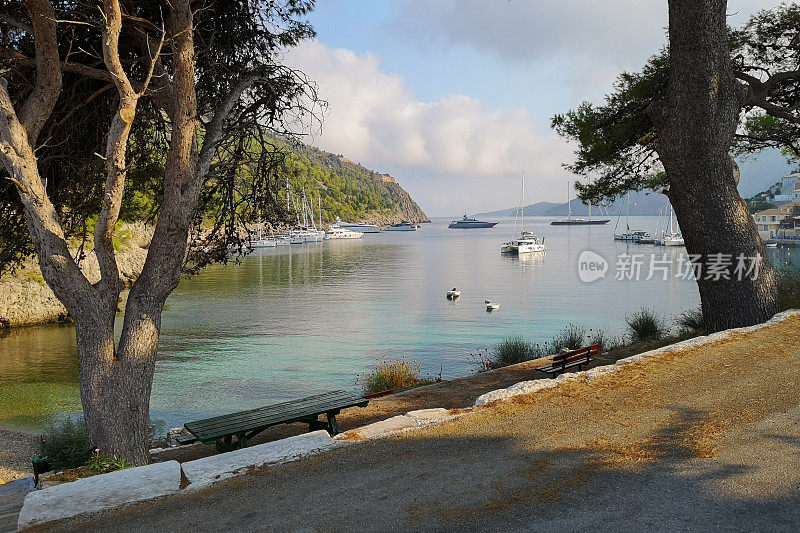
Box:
xmin=285 ymin=40 xmax=573 ymax=214
xmin=389 ymin=0 xmax=777 ymax=62
xmin=387 ymin=0 xmax=778 ymax=102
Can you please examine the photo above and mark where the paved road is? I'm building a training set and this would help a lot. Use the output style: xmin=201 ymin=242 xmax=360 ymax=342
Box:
xmin=49 ymin=317 xmax=800 ymax=532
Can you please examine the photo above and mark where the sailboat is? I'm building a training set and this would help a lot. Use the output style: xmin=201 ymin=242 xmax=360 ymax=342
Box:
xmin=501 ymin=172 xmax=546 ymax=255
xmin=551 ymin=181 xmax=611 ymax=225
xmin=654 ymin=201 xmax=684 ymax=246
xmin=613 ymin=193 xmax=650 ymax=241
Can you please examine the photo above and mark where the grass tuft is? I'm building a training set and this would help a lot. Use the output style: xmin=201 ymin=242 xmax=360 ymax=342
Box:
xmin=490 ymin=335 xmax=538 ymax=367
xmin=626 ymin=307 xmax=667 ymax=343
xmin=358 ymin=357 xmax=431 ymax=395
xmin=548 ymin=324 xmax=586 ymax=352
xmin=676 ymin=307 xmax=705 ymax=334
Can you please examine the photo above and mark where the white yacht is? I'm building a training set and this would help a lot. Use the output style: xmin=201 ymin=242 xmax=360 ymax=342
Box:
xmin=333 ymin=217 xmax=382 ymax=233
xmin=501 ymin=172 xmax=547 ymax=255
xmin=326 ymin=225 xmax=364 ymax=239
xmin=501 ymin=231 xmax=547 ymax=254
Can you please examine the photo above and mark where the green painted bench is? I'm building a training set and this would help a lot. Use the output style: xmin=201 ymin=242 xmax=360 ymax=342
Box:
xmin=184 ymin=390 xmax=369 ymax=452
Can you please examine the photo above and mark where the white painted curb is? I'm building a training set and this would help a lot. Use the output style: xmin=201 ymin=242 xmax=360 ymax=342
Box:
xmin=474 ymin=309 xmax=800 ymax=407
xmin=181 ymin=430 xmax=334 ymax=490
xmin=17 ymin=460 xmax=181 ymax=530
xmin=334 ymin=408 xmax=471 ymax=441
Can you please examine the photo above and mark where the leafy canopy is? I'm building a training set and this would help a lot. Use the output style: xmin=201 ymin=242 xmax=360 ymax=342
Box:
xmin=0 ymin=0 xmax=322 ymax=273
xmin=552 ymin=4 xmax=800 ymax=204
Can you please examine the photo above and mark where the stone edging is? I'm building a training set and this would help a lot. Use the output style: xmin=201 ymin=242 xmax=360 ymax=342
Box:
xmin=17 ymin=309 xmax=799 ymax=530
xmin=474 ymin=309 xmax=800 ymax=407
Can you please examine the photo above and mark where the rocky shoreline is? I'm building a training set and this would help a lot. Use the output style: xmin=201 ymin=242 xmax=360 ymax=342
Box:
xmin=0 ymin=222 xmax=152 ymax=329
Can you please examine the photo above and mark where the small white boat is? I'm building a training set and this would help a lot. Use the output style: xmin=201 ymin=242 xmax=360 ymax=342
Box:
xmin=485 ymin=300 xmax=499 ymax=311
xmin=766 ymin=242 xmax=778 ymax=248
xmin=446 ymin=288 xmax=461 ymax=300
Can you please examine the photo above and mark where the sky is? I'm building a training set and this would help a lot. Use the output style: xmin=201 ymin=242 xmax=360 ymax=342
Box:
xmin=283 ymin=0 xmax=791 ymax=217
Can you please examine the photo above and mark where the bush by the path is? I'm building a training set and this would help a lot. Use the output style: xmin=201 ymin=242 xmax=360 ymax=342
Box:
xmin=490 ymin=335 xmax=539 ymax=367
xmin=677 ymin=307 xmax=705 ymax=334
xmin=39 ymin=418 xmax=91 ymax=470
xmin=626 ymin=308 xmax=667 ymax=342
xmin=359 ymin=357 xmax=432 ymax=394
xmin=778 ymin=265 xmax=800 ymax=311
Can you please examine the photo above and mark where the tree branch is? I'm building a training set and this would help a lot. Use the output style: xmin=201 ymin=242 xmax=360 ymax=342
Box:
xmin=18 ymin=0 xmax=62 ymax=146
xmin=0 ymin=78 xmax=94 ymax=312
xmin=197 ymin=74 xmax=258 ymax=180
xmin=93 ymin=0 xmax=164 ymax=294
xmin=0 ymin=14 xmax=33 ymax=34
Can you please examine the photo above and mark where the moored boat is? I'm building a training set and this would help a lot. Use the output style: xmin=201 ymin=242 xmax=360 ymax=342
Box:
xmin=550 ymin=181 xmax=610 ymax=225
xmin=333 ymin=217 xmax=382 ymax=233
xmin=501 ymin=173 xmax=547 ymax=255
xmin=448 ymin=214 xmax=498 ymax=229
xmin=384 ymin=221 xmax=417 ymax=231
xmin=326 ymin=225 xmax=364 ymax=239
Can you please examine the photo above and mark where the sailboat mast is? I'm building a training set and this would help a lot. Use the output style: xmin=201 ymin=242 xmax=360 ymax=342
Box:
xmin=567 ymin=181 xmax=571 ymax=219
xmin=521 ymin=172 xmax=525 ymax=232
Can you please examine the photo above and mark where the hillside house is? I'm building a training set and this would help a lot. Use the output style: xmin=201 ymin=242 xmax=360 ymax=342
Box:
xmin=754 ymin=201 xmax=800 ymax=239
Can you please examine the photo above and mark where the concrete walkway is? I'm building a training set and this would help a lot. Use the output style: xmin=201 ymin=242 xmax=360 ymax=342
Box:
xmin=45 ymin=316 xmax=800 ymax=531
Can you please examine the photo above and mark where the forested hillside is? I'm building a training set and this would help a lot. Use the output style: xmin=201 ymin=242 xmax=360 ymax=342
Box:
xmin=279 ymin=139 xmax=429 ymax=225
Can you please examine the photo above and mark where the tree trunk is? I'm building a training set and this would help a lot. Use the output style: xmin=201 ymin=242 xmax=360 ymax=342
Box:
xmin=650 ymin=0 xmax=779 ymax=332
xmin=75 ymin=312 xmax=155 ymax=466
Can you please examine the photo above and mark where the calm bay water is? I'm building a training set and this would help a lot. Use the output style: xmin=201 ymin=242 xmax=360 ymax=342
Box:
xmin=1 ymin=216 xmax=797 ymax=432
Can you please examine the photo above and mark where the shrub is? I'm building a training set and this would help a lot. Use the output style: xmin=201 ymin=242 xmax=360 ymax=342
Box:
xmin=548 ymin=324 xmax=586 ymax=352
xmin=39 ymin=418 xmax=91 ymax=470
xmin=587 ymin=328 xmax=610 ymax=352
xmin=490 ymin=335 xmax=537 ymax=367
xmin=87 ymin=449 xmax=131 ymax=474
xmin=778 ymin=265 xmax=800 ymax=311
xmin=676 ymin=307 xmax=705 ymax=333
xmin=359 ymin=357 xmax=427 ymax=395
xmin=626 ymin=308 xmax=667 ymax=343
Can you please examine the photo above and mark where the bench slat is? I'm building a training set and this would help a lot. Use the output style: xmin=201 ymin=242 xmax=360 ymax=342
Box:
xmin=185 ymin=390 xmax=366 ymax=442
xmin=186 ymin=391 xmax=360 ymax=433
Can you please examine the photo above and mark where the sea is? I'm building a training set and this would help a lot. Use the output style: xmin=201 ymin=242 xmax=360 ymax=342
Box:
xmin=1 ymin=216 xmax=797 ymax=432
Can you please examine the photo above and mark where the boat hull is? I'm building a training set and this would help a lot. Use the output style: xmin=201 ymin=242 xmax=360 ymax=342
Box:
xmin=448 ymin=221 xmax=499 ymax=229
xmin=550 ymin=219 xmax=610 ymax=225
xmin=336 ymin=224 xmax=382 ymax=233
xmin=384 ymin=225 xmax=416 ymax=231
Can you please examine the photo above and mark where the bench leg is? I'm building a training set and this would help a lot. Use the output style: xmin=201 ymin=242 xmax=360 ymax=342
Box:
xmin=215 ymin=433 xmax=249 ymax=452
xmin=303 ymin=415 xmax=329 ymax=433
xmin=326 ymin=411 xmax=340 ymax=435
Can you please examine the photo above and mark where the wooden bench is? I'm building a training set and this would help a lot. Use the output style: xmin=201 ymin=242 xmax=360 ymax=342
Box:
xmin=184 ymin=390 xmax=369 ymax=452
xmin=536 ymin=343 xmax=600 ymax=378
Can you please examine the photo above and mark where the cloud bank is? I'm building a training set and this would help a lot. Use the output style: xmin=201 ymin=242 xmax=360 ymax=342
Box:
xmin=285 ymin=41 xmax=573 ymax=214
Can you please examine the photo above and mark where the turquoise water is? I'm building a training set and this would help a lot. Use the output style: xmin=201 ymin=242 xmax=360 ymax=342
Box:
xmin=1 ymin=216 xmax=797 ymax=432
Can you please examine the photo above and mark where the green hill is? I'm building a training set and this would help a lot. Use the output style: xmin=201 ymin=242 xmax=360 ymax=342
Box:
xmin=280 ymin=140 xmax=428 ymax=225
